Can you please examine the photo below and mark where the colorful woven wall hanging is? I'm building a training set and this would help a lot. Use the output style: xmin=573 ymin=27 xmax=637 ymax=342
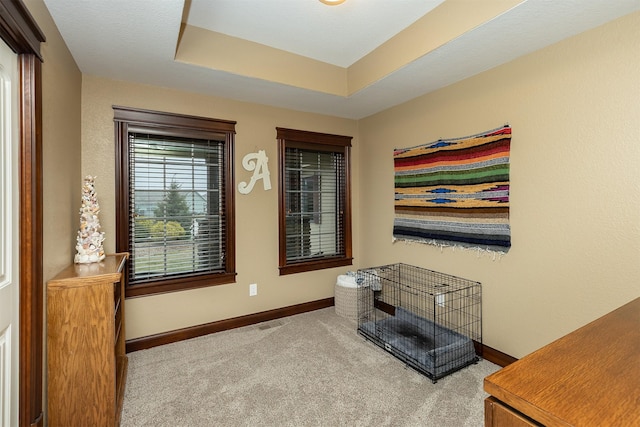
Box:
xmin=393 ymin=126 xmax=511 ymax=251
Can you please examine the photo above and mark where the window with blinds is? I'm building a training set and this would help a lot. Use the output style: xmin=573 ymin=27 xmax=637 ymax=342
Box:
xmin=114 ymin=107 xmax=236 ymax=297
xmin=277 ymin=128 xmax=353 ymax=275
xmin=129 ymin=134 xmax=225 ymax=282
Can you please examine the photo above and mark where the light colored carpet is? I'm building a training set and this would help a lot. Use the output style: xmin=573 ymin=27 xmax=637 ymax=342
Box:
xmin=121 ymin=308 xmax=499 ymax=426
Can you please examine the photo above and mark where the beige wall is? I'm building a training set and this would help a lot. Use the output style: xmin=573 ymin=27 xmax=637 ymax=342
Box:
xmin=29 ymin=0 xmax=640 ymax=358
xmin=81 ymin=77 xmax=360 ymax=339
xmin=22 ymin=0 xmax=82 ymax=282
xmin=24 ymin=0 xmax=82 ymax=422
xmin=359 ymin=12 xmax=640 ymax=358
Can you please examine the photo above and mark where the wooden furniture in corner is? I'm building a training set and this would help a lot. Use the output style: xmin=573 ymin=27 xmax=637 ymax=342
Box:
xmin=47 ymin=253 xmax=128 ymax=427
xmin=484 ymin=297 xmax=640 ymax=426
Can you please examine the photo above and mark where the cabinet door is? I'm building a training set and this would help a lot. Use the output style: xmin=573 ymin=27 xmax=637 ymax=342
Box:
xmin=485 ymin=397 xmax=542 ymax=427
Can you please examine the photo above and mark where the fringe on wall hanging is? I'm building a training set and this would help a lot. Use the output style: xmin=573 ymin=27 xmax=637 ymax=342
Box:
xmin=393 ymin=125 xmax=512 ymax=255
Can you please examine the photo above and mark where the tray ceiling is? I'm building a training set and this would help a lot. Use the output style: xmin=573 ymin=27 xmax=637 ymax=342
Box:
xmin=43 ymin=0 xmax=640 ymax=119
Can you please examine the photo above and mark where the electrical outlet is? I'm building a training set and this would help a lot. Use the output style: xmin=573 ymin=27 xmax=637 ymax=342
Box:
xmin=436 ymin=293 xmax=445 ymax=307
xmin=249 ymin=283 xmax=257 ymax=296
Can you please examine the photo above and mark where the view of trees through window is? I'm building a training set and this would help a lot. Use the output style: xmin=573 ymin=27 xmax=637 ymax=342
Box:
xmin=129 ymin=134 xmax=225 ymax=283
xmin=134 ymin=180 xmax=191 ymax=240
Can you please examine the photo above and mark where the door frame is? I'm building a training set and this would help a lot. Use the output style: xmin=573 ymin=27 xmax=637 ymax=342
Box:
xmin=0 ymin=2 xmax=45 ymax=427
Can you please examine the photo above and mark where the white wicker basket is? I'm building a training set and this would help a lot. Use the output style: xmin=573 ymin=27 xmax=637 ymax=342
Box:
xmin=335 ymin=275 xmax=358 ymax=321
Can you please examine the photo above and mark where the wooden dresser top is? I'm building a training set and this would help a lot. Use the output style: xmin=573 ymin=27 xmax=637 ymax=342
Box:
xmin=484 ymin=297 xmax=640 ymax=427
xmin=48 ymin=253 xmax=128 ymax=286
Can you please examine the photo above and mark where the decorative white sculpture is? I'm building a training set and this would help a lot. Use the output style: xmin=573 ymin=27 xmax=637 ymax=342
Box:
xmin=74 ymin=176 xmax=106 ymax=264
xmin=238 ymin=150 xmax=272 ymax=194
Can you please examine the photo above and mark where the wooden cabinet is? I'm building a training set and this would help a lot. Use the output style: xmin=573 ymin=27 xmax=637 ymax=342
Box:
xmin=47 ymin=253 xmax=128 ymax=427
xmin=484 ymin=297 xmax=640 ymax=426
xmin=485 ymin=397 xmax=541 ymax=427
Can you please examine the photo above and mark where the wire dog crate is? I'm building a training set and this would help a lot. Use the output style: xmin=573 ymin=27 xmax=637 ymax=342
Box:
xmin=357 ymin=263 xmax=482 ymax=382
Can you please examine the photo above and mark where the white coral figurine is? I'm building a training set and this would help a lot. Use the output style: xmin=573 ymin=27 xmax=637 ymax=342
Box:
xmin=74 ymin=176 xmax=106 ymax=264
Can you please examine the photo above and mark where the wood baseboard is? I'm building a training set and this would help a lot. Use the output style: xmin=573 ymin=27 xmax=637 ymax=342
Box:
xmin=480 ymin=344 xmax=518 ymax=367
xmin=126 ymin=296 xmax=518 ymax=368
xmin=126 ymin=297 xmax=334 ymax=353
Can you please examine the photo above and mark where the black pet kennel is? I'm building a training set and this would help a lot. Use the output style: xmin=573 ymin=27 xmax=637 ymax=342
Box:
xmin=357 ymin=263 xmax=482 ymax=382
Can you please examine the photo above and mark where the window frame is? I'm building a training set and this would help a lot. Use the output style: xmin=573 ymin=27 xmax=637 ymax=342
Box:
xmin=277 ymin=127 xmax=353 ymax=275
xmin=114 ymin=106 xmax=236 ymax=297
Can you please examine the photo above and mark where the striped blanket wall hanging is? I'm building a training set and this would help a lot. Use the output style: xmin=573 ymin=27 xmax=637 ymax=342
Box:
xmin=393 ymin=125 xmax=512 ymax=252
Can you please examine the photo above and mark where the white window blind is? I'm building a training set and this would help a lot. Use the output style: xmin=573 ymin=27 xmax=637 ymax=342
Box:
xmin=129 ymin=133 xmax=226 ymax=283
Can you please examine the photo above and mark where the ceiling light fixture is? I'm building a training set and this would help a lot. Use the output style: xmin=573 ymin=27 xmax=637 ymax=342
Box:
xmin=319 ymin=0 xmax=346 ymax=5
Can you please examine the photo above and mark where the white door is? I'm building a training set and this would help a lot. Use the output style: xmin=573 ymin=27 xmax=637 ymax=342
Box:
xmin=0 ymin=37 xmax=19 ymax=427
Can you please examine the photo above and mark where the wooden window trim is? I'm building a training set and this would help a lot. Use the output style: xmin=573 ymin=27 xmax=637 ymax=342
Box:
xmin=114 ymin=106 xmax=237 ymax=297
xmin=277 ymin=127 xmax=353 ymax=275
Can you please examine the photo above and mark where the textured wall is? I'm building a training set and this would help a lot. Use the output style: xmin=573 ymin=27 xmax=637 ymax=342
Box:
xmin=24 ymin=0 xmax=83 ymax=282
xmin=24 ymin=1 xmax=83 ymax=423
xmin=358 ymin=12 xmax=640 ymax=358
xmin=34 ymin=0 xmax=640 ymax=357
xmin=81 ymin=77 xmax=359 ymax=339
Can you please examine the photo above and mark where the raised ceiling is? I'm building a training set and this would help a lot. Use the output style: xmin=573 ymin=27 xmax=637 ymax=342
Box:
xmin=43 ymin=0 xmax=640 ymax=119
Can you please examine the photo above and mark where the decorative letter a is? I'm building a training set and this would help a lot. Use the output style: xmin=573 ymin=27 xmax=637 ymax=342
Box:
xmin=238 ymin=150 xmax=272 ymax=194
